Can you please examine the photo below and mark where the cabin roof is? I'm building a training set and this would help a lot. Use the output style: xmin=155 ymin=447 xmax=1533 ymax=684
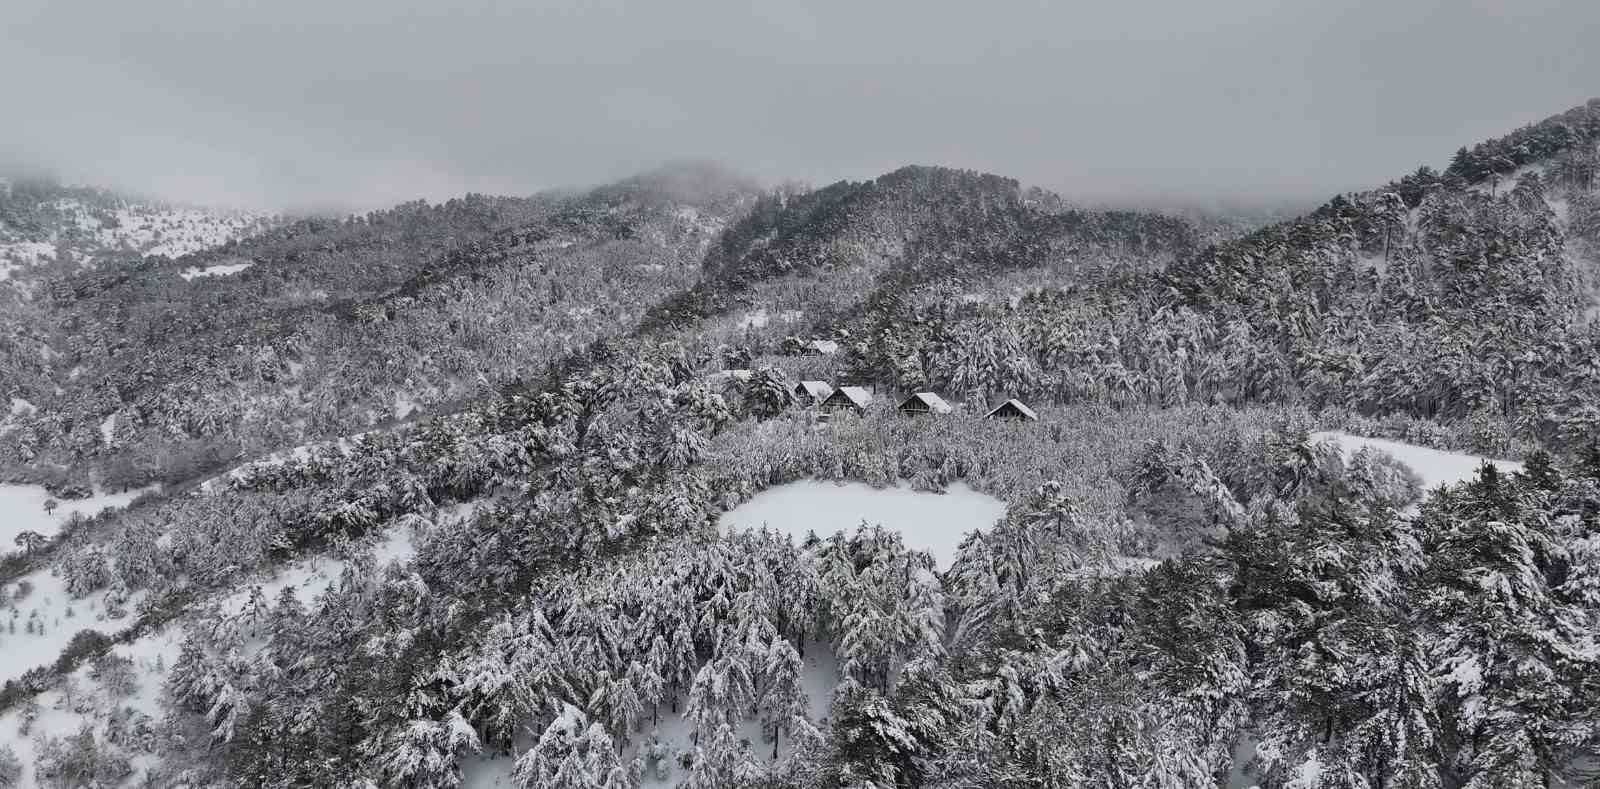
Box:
xmin=985 ymin=398 xmax=1038 ymax=420
xmin=826 ymin=386 xmax=873 ymax=408
xmin=795 ymin=380 xmax=833 ymax=399
xmin=898 ymin=392 xmax=953 ymax=414
xmin=807 ymin=339 xmax=840 ymax=355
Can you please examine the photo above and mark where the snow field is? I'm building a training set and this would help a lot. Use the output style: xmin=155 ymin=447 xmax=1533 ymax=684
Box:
xmin=1309 ymin=431 xmax=1522 ymax=493
xmin=178 ymin=261 xmax=253 ymax=280
xmin=0 ymin=568 xmax=148 ymax=687
xmin=0 ymin=521 xmax=419 ymax=785
xmin=0 ymin=483 xmax=157 ymax=547
xmin=718 ymin=480 xmax=1007 ymax=569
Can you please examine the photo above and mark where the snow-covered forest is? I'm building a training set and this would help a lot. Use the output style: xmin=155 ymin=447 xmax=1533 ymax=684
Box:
xmin=0 ymin=99 xmax=1599 ymax=788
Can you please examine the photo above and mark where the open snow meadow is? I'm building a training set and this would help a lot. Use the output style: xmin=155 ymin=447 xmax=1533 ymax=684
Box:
xmin=0 ymin=484 xmax=154 ymax=546
xmin=718 ymin=480 xmax=1008 ymax=569
xmin=1309 ymin=431 xmax=1523 ymax=492
xmin=0 ymin=498 xmax=420 ymax=787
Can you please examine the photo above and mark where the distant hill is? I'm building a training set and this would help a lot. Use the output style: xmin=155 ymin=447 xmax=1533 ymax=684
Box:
xmin=0 ymin=162 xmax=761 ymax=490
xmin=0 ymin=176 xmax=281 ymax=282
xmin=664 ymin=100 xmax=1599 ymax=453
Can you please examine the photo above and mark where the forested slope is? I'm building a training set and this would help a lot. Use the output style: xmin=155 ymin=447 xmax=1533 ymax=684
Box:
xmin=0 ymin=163 xmax=759 ymax=491
xmin=813 ymin=100 xmax=1600 ymax=453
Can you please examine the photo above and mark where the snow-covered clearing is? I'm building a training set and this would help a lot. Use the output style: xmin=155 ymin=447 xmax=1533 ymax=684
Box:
xmin=0 ymin=624 xmax=175 ymax=788
xmin=0 ymin=566 xmax=147 ymax=686
xmin=459 ymin=640 xmax=841 ymax=788
xmin=178 ymin=261 xmax=252 ymax=280
xmin=0 ymin=524 xmax=419 ymax=786
xmin=1310 ymin=431 xmax=1521 ymax=492
xmin=720 ymin=480 xmax=1007 ymax=569
xmin=736 ymin=309 xmax=804 ymax=330
xmin=0 ymin=241 xmax=57 ymax=276
xmin=394 ymin=391 xmax=419 ymax=419
xmin=0 ymin=483 xmax=155 ymax=546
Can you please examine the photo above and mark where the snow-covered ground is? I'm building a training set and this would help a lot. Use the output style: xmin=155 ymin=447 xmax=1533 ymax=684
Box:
xmin=394 ymin=391 xmax=419 ymax=419
xmin=0 ymin=483 xmax=156 ymax=546
xmin=1 ymin=198 xmax=277 ymax=281
xmin=99 ymin=413 xmax=117 ymax=447
xmin=720 ymin=480 xmax=1007 ymax=569
xmin=178 ymin=261 xmax=253 ymax=280
xmin=0 ymin=566 xmax=148 ymax=687
xmin=1310 ymin=431 xmax=1522 ymax=492
xmin=0 ymin=624 xmax=175 ymax=788
xmin=0 ymin=523 xmax=418 ymax=786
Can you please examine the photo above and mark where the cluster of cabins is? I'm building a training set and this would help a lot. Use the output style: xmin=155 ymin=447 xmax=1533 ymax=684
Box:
xmin=792 ymin=381 xmax=1037 ymax=421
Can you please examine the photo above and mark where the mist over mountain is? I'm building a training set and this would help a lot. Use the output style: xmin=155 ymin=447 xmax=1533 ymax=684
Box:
xmin=4 ymin=0 xmax=1597 ymax=212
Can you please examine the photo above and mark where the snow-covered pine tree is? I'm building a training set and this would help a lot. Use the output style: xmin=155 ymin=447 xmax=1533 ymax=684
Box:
xmin=756 ymin=634 xmax=809 ymax=759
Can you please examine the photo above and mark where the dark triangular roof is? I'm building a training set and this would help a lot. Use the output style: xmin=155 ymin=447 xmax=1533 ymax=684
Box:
xmin=822 ymin=386 xmax=873 ymax=409
xmin=985 ymin=398 xmax=1038 ymax=420
xmin=794 ymin=380 xmax=833 ymax=400
xmin=898 ymin=392 xmax=953 ymax=414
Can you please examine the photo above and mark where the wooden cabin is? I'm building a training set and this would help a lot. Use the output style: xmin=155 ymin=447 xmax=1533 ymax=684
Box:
xmin=897 ymin=392 xmax=953 ymax=416
xmin=820 ymin=386 xmax=873 ymax=414
xmin=985 ymin=398 xmax=1038 ymax=421
xmin=793 ymin=380 xmax=834 ymax=404
xmin=800 ymin=339 xmax=840 ymax=356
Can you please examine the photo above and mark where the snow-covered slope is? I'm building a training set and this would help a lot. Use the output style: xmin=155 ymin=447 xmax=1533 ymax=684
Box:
xmin=0 ymin=177 xmax=280 ymax=281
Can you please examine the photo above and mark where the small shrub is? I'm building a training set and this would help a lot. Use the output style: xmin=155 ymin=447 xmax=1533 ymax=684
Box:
xmin=53 ymin=629 xmax=112 ymax=675
xmin=89 ymin=654 xmax=139 ymax=699
xmin=13 ymin=581 xmax=31 ymax=602
xmin=17 ymin=698 xmax=41 ymax=737
xmin=0 ymin=743 xmax=20 ymax=787
xmin=33 ymin=724 xmax=132 ymax=788
xmin=60 ymin=545 xmax=112 ymax=598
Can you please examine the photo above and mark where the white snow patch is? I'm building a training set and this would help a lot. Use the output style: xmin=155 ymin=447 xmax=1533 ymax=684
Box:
xmin=0 ymin=567 xmax=147 ymax=686
xmin=0 ymin=627 xmax=173 ymax=788
xmin=394 ymin=391 xmax=419 ymax=419
xmin=721 ymin=480 xmax=1007 ymax=569
xmin=215 ymin=525 xmax=416 ymax=630
xmin=0 ymin=483 xmax=156 ymax=546
xmin=179 ymin=261 xmax=252 ymax=280
xmin=8 ymin=397 xmax=34 ymax=416
xmin=99 ymin=413 xmax=117 ymax=447
xmin=1310 ymin=431 xmax=1521 ymax=492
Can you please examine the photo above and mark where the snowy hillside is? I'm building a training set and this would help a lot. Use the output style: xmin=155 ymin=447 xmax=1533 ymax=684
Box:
xmin=0 ymin=176 xmax=279 ymax=280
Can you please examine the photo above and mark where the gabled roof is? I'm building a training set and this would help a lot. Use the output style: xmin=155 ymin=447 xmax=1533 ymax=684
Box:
xmin=795 ymin=380 xmax=833 ymax=399
xmin=825 ymin=386 xmax=873 ymax=409
xmin=807 ymin=339 xmax=840 ymax=355
xmin=985 ymin=398 xmax=1038 ymax=420
xmin=898 ymin=392 xmax=953 ymax=414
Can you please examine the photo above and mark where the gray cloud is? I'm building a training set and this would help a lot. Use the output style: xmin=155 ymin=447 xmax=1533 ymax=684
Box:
xmin=3 ymin=0 xmax=1595 ymax=212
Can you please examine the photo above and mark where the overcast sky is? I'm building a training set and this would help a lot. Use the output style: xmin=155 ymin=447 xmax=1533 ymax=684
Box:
xmin=2 ymin=0 xmax=1595 ymax=213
